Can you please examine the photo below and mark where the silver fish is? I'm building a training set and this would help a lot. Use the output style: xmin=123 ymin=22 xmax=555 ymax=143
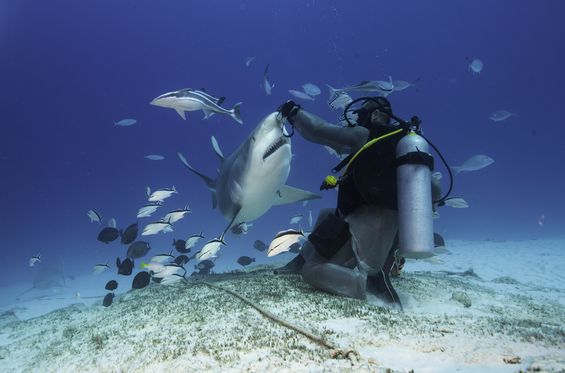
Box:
xmin=267 ymin=228 xmax=305 ymax=257
xmin=185 ymin=232 xmax=204 ymax=250
xmin=245 ymin=56 xmax=255 ymax=67
xmin=162 ymin=206 xmax=191 ymax=224
xmin=137 ymin=202 xmax=162 ymax=218
xmin=489 ymin=110 xmax=514 ymax=122
xmin=392 ymin=78 xmax=419 ymax=92
xmin=288 ymin=89 xmax=314 ymax=101
xmin=444 ymin=197 xmax=469 ymax=208
xmin=468 ymin=58 xmax=483 ymax=74
xmin=29 ymin=254 xmax=41 ymax=267
xmin=141 ymin=220 xmax=173 ymax=236
xmin=196 ymin=236 xmax=226 ymax=261
xmin=87 ymin=209 xmax=102 ymax=224
xmin=93 ymin=263 xmax=110 ymax=275
xmin=145 ymin=154 xmax=165 ymax=161
xmin=328 ymin=92 xmax=352 ymax=110
xmin=114 ymin=118 xmax=137 ymax=127
xmin=302 ymin=83 xmax=321 ymax=97
xmin=148 ymin=186 xmax=177 ymax=203
xmin=451 ymin=155 xmax=494 ymax=175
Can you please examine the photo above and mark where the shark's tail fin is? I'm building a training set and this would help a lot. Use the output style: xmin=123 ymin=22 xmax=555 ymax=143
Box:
xmin=177 ymin=152 xmax=218 ymax=208
xmin=230 ymin=102 xmax=243 ymax=124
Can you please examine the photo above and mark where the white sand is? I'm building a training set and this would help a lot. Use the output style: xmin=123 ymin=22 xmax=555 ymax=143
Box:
xmin=0 ymin=239 xmax=563 ymax=372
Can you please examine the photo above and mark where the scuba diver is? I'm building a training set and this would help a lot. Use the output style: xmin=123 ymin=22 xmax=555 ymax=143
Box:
xmin=276 ymin=97 xmax=444 ymax=310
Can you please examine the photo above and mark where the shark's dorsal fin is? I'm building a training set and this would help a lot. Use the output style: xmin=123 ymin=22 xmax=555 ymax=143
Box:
xmin=211 ymin=136 xmax=224 ymax=163
xmin=177 ymin=152 xmax=217 ymax=209
xmin=272 ymin=185 xmax=321 ymax=206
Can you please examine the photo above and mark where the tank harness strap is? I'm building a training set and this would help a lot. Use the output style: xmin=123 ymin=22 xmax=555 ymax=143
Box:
xmin=396 ymin=150 xmax=434 ymax=170
xmin=320 ymin=128 xmax=405 ymax=191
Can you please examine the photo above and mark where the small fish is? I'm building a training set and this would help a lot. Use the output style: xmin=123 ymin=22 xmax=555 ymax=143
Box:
xmin=489 ymin=110 xmax=514 ymax=122
xmin=148 ymin=186 xmax=177 ymax=203
xmin=150 ymin=89 xmax=242 ymax=124
xmin=467 ymin=58 xmax=483 ymax=74
xmin=230 ymin=222 xmax=253 ymax=235
xmin=29 ymin=254 xmax=41 ymax=267
xmin=288 ymin=89 xmax=314 ymax=101
xmin=105 ymin=280 xmax=118 ymax=291
xmin=137 ymin=202 xmax=162 ymax=218
xmin=114 ymin=118 xmax=137 ymax=127
xmin=302 ymin=201 xmax=309 ymax=207
xmin=145 ymin=154 xmax=165 ymax=161
xmin=127 ymin=241 xmax=151 ymax=259
xmin=145 ymin=186 xmax=151 ymax=198
xmin=162 ymin=206 xmax=191 ymax=224
xmin=392 ymin=78 xmax=419 ymax=92
xmin=444 ymin=197 xmax=469 ymax=208
xmin=160 ymin=273 xmax=186 ymax=286
xmin=173 ymin=239 xmax=188 ymax=253
xmin=174 ymin=255 xmax=190 ymax=266
xmin=141 ymin=220 xmax=173 ymax=236
xmin=253 ymin=239 xmax=267 ymax=252
xmin=267 ymin=228 xmax=306 ymax=257
xmin=326 ymin=80 xmax=393 ymax=99
xmin=87 ymin=209 xmax=102 ymax=224
xmin=148 ymin=251 xmax=175 ymax=264
xmin=195 ymin=259 xmax=215 ymax=272
xmin=451 ymin=154 xmax=494 ymax=175
xmin=102 ymin=292 xmax=115 ymax=307
xmin=195 ymin=236 xmax=226 ymax=261
xmin=185 ymin=232 xmax=204 ymax=250
xmin=116 ymin=257 xmax=134 ymax=276
xmin=245 ymin=56 xmax=255 ymax=67
xmin=434 ymin=233 xmax=445 ymax=248
xmin=97 ymin=227 xmax=120 ymax=244
xmin=132 ymin=271 xmax=151 ymax=289
xmin=237 ymin=256 xmax=255 ymax=267
xmin=290 ymin=214 xmax=303 ymax=225
xmin=108 ymin=218 xmax=117 ymax=228
xmin=262 ymin=64 xmax=275 ymax=95
xmin=140 ymin=261 xmax=165 ymax=273
xmin=93 ymin=263 xmax=110 ymax=275
xmin=302 ymin=83 xmax=321 ymax=97
xmin=328 ymin=92 xmax=352 ymax=110
xmin=151 ymin=263 xmax=186 ymax=279
xmin=308 ymin=210 xmax=313 ymax=228
xmin=432 ymin=171 xmax=443 ymax=181
xmin=120 ymin=223 xmax=139 ymax=245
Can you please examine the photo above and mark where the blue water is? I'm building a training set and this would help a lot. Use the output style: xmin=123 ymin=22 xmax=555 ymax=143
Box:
xmin=1 ymin=0 xmax=564 ymax=287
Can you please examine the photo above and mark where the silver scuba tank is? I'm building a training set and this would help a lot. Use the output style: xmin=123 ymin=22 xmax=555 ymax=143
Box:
xmin=396 ymin=131 xmax=434 ymax=259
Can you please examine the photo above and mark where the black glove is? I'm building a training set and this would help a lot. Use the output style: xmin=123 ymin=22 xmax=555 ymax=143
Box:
xmin=277 ymin=100 xmax=301 ymax=122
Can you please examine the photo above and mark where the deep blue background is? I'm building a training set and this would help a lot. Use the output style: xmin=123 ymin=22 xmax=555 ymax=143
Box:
xmin=1 ymin=0 xmax=564 ymax=285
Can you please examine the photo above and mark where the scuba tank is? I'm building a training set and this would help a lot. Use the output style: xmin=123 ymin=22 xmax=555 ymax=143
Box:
xmin=395 ymin=128 xmax=435 ymax=259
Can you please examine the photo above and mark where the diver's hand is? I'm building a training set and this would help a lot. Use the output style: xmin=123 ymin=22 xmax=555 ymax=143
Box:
xmin=277 ymin=100 xmax=301 ymax=122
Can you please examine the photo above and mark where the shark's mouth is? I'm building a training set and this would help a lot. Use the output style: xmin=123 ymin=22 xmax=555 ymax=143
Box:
xmin=263 ymin=136 xmax=289 ymax=160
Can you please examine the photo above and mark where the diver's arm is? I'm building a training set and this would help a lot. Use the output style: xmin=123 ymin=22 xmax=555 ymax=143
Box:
xmin=291 ymin=109 xmax=369 ymax=154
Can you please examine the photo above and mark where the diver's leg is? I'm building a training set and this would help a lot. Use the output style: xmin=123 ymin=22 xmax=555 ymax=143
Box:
xmin=346 ymin=205 xmax=398 ymax=274
xmin=346 ymin=205 xmax=403 ymax=308
xmin=301 ymin=239 xmax=367 ymax=300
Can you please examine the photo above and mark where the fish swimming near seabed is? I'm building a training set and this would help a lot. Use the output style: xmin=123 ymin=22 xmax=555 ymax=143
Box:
xmin=262 ymin=64 xmax=275 ymax=95
xmin=177 ymin=112 xmax=320 ymax=237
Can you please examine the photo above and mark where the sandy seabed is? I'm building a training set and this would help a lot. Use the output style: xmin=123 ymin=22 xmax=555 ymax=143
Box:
xmin=0 ymin=239 xmax=564 ymax=373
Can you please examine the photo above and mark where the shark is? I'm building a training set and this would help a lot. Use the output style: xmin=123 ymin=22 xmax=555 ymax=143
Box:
xmin=177 ymin=112 xmax=320 ymax=236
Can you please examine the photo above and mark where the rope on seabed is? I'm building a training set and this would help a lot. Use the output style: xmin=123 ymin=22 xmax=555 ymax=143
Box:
xmin=197 ymin=280 xmax=359 ymax=360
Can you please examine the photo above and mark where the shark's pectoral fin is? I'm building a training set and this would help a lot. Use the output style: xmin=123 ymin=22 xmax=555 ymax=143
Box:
xmin=272 ymin=185 xmax=321 ymax=206
xmin=211 ymin=191 xmax=218 ymax=209
xmin=211 ymin=136 xmax=225 ymax=164
xmin=221 ymin=205 xmax=242 ymax=241
xmin=175 ymin=108 xmax=186 ymax=120
xmin=177 ymin=151 xmax=217 ymax=208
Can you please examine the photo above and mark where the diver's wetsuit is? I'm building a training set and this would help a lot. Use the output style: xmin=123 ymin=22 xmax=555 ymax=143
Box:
xmin=289 ymin=109 xmax=400 ymax=301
